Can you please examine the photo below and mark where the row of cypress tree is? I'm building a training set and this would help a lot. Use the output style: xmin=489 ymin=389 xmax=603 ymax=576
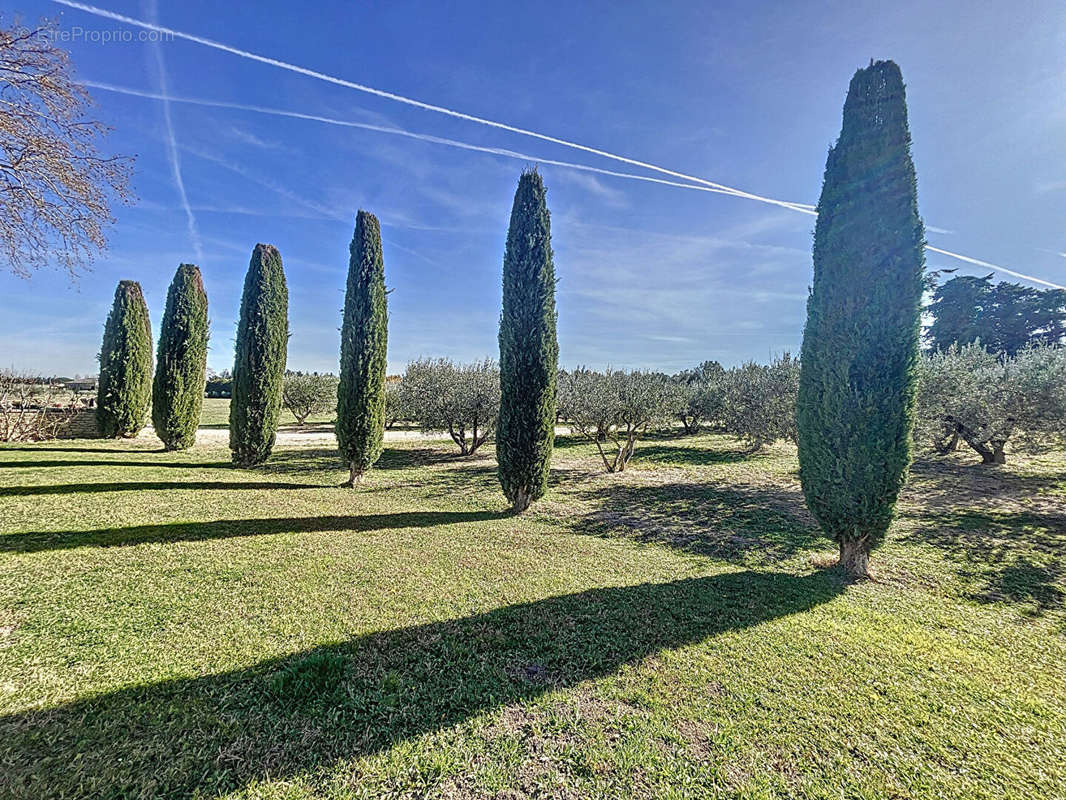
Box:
xmin=334 ymin=170 xmax=560 ymax=511
xmin=93 ymin=59 xmax=919 ymax=574
xmin=96 ymin=266 xmax=209 ymax=451
xmin=93 ymin=169 xmax=560 ymax=512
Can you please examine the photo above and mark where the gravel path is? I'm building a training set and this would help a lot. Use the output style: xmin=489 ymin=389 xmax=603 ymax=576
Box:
xmin=137 ymin=425 xmax=575 ymax=446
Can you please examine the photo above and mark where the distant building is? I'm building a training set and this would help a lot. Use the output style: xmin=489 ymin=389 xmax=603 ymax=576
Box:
xmin=65 ymin=380 xmax=97 ymax=393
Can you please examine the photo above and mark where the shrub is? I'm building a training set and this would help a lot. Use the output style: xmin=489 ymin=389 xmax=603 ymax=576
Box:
xmin=152 ymin=264 xmax=209 ymax=450
xmin=230 ymin=244 xmax=288 ymax=467
xmin=719 ymin=355 xmax=799 ymax=451
xmin=402 ymin=358 xmax=500 ymax=455
xmin=96 ymin=280 xmax=153 ymax=438
xmin=568 ymin=369 xmax=685 ymax=472
xmin=282 ymin=372 xmax=338 ymax=425
xmin=384 ymin=380 xmax=405 ymax=429
xmin=915 ymin=343 xmax=1066 ymax=464
xmin=673 ymin=360 xmax=725 ymax=434
xmin=498 ymin=169 xmax=559 ymax=511
xmin=336 ymin=210 xmax=389 ymax=486
xmin=797 ymin=60 xmax=925 ymax=577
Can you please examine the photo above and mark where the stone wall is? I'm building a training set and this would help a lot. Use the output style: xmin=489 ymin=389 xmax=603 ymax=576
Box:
xmin=51 ymin=408 xmax=101 ymax=439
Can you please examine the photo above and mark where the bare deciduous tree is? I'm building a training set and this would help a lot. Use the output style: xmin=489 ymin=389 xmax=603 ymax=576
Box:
xmin=0 ymin=369 xmax=76 ymax=441
xmin=0 ymin=19 xmax=133 ymax=277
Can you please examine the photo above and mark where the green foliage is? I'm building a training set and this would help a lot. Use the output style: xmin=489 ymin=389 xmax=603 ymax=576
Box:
xmin=336 ymin=211 xmax=389 ymax=485
xmin=719 ymin=354 xmax=800 ymax=451
xmin=797 ymin=60 xmax=925 ymax=574
xmin=152 ymin=265 xmax=208 ymax=451
xmin=96 ymin=280 xmax=153 ymax=438
xmin=673 ymin=361 xmax=725 ymax=434
xmin=927 ymin=274 xmax=1066 ymax=355
xmin=497 ymin=169 xmax=559 ymax=511
xmin=915 ymin=343 xmax=1066 ymax=464
xmin=566 ymin=368 xmax=685 ymax=472
xmin=230 ymin=244 xmax=289 ymax=467
xmin=282 ymin=372 xmax=338 ymax=425
xmin=401 ymin=358 xmax=500 ymax=455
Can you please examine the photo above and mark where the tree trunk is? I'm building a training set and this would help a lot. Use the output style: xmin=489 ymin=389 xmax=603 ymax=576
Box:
xmin=345 ymin=463 xmax=364 ymax=488
xmin=512 ymin=485 xmax=531 ymax=513
xmin=838 ymin=538 xmax=870 ymax=578
xmin=981 ymin=447 xmax=1006 ymax=465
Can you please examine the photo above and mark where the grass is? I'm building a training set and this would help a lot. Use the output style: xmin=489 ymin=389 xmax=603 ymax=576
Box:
xmin=199 ymin=397 xmax=337 ymax=430
xmin=1 ymin=431 xmax=1064 ymax=799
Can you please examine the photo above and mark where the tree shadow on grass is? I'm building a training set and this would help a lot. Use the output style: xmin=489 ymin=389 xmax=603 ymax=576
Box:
xmin=636 ymin=443 xmax=767 ymax=467
xmin=0 ymin=459 xmax=231 ymax=470
xmin=0 ymin=568 xmax=845 ymax=799
xmin=564 ymin=480 xmax=823 ymax=565
xmin=0 ymin=445 xmax=150 ymax=454
xmin=900 ymin=507 xmax=1066 ymax=617
xmin=0 ymin=481 xmax=312 ymax=498
xmin=0 ymin=510 xmax=511 ymax=553
xmin=376 ymin=447 xmax=470 ymax=470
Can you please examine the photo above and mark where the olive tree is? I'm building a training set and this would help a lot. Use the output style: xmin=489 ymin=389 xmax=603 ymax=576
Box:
xmin=568 ymin=368 xmax=685 ymax=472
xmin=384 ymin=380 xmax=406 ymax=429
xmin=282 ymin=372 xmax=338 ymax=425
xmin=673 ymin=360 xmax=725 ymax=434
xmin=719 ymin=354 xmax=800 ymax=451
xmin=915 ymin=343 xmax=1066 ymax=464
xmin=402 ymin=358 xmax=500 ymax=455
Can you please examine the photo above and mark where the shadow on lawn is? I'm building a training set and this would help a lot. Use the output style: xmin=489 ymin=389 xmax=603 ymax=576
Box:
xmin=1 ymin=459 xmax=231 ymax=470
xmin=0 ymin=568 xmax=845 ymax=799
xmin=636 ymin=443 xmax=765 ymax=467
xmin=564 ymin=480 xmax=822 ymax=565
xmin=902 ymin=507 xmax=1066 ymax=615
xmin=0 ymin=510 xmax=510 ymax=553
xmin=0 ymin=480 xmax=313 ymax=497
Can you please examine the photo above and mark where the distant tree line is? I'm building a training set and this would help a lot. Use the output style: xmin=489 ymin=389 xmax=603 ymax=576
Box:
xmin=926 ymin=273 xmax=1065 ymax=355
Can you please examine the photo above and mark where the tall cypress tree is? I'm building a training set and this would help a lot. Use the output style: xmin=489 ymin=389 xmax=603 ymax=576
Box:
xmin=152 ymin=264 xmax=209 ymax=450
xmin=230 ymin=244 xmax=288 ymax=467
xmin=797 ymin=60 xmax=925 ymax=577
xmin=337 ymin=210 xmax=389 ymax=487
xmin=497 ymin=169 xmax=559 ymax=512
xmin=96 ymin=280 xmax=153 ymax=438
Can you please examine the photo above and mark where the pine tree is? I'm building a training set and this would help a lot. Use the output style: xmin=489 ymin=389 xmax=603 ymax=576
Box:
xmin=230 ymin=244 xmax=288 ymax=466
xmin=152 ymin=264 xmax=209 ymax=450
xmin=336 ymin=210 xmax=389 ymax=486
xmin=497 ymin=169 xmax=559 ymax=512
xmin=797 ymin=60 xmax=925 ymax=578
xmin=96 ymin=280 xmax=153 ymax=438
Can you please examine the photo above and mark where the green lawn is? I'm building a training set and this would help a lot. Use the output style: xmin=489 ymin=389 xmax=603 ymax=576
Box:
xmin=199 ymin=397 xmax=337 ymax=429
xmin=1 ymin=432 xmax=1064 ymax=799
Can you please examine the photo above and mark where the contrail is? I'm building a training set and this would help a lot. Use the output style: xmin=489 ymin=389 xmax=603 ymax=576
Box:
xmin=52 ymin=0 xmax=807 ymax=213
xmin=144 ymin=0 xmax=202 ymax=263
xmin=59 ymin=2 xmax=1063 ymax=289
xmin=925 ymin=246 xmax=1064 ymax=290
xmin=87 ymin=81 xmax=1064 ymax=290
xmin=82 ymin=80 xmax=776 ymax=203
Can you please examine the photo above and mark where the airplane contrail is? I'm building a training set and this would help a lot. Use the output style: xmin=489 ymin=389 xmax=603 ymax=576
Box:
xmin=52 ymin=0 xmax=808 ymax=214
xmin=925 ymin=246 xmax=1064 ymax=290
xmin=81 ymin=80 xmax=783 ymax=203
xmin=57 ymin=1 xmax=1064 ymax=289
xmin=143 ymin=0 xmax=202 ymax=263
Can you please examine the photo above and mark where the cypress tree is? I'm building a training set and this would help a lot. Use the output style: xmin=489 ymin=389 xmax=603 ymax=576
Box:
xmin=336 ymin=210 xmax=389 ymax=487
xmin=230 ymin=244 xmax=289 ymax=466
xmin=797 ymin=60 xmax=925 ymax=577
xmin=96 ymin=280 xmax=153 ymax=438
xmin=497 ymin=169 xmax=559 ymax=512
xmin=152 ymin=264 xmax=209 ymax=450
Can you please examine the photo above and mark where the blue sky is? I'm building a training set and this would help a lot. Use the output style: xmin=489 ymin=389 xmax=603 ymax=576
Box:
xmin=3 ymin=0 xmax=1065 ymax=376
